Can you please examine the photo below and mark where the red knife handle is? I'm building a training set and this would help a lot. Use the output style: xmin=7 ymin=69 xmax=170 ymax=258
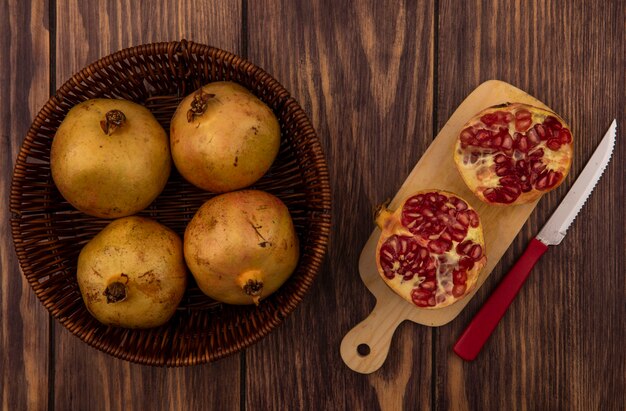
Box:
xmin=453 ymin=238 xmax=548 ymax=361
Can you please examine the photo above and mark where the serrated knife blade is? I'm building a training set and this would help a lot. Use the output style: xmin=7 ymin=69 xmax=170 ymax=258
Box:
xmin=454 ymin=120 xmax=618 ymax=361
xmin=536 ymin=119 xmax=617 ymax=245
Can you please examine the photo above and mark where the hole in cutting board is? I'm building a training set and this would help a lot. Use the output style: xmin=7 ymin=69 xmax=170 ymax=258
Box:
xmin=357 ymin=343 xmax=370 ymax=356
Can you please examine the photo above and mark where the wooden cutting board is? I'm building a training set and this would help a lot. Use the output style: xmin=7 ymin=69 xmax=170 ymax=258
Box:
xmin=340 ymin=80 xmax=551 ymax=374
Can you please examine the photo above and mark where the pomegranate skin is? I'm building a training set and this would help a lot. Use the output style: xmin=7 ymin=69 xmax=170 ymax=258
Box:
xmin=184 ymin=190 xmax=299 ymax=305
xmin=77 ymin=217 xmax=187 ymax=328
xmin=51 ymin=99 xmax=170 ymax=218
xmin=170 ymin=82 xmax=281 ymax=193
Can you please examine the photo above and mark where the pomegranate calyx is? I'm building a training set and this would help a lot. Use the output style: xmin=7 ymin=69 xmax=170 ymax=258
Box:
xmin=104 ymin=281 xmax=127 ymax=303
xmin=374 ymin=199 xmax=393 ymax=230
xmin=237 ymin=270 xmax=264 ymax=305
xmin=186 ymin=89 xmax=217 ymax=122
xmin=100 ymin=109 xmax=126 ymax=135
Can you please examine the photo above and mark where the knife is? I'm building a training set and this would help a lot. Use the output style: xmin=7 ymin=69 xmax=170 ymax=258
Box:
xmin=453 ymin=120 xmax=618 ymax=361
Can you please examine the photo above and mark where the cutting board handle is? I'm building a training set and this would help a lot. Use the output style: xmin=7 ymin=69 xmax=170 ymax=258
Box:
xmin=340 ymin=298 xmax=411 ymax=374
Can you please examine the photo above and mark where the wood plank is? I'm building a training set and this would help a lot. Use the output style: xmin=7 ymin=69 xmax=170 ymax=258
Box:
xmin=436 ymin=1 xmax=626 ymax=409
xmin=245 ymin=1 xmax=434 ymax=409
xmin=53 ymin=1 xmax=242 ymax=410
xmin=0 ymin=1 xmax=51 ymax=410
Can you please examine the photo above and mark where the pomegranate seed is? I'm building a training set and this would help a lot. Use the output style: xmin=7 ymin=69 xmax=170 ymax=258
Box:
xmin=422 ymin=209 xmax=434 ymax=218
xmin=457 ymin=240 xmax=474 ymax=255
xmin=467 ymin=210 xmax=480 ymax=228
xmin=535 ymin=172 xmax=549 ymax=189
xmin=559 ymin=129 xmax=572 ymax=144
xmin=501 ymin=134 xmax=513 ymax=149
xmin=428 ymin=296 xmax=436 ymax=306
xmin=493 ymin=135 xmax=503 ymax=147
xmin=428 ymin=239 xmax=451 ymax=253
xmin=544 ymin=116 xmax=562 ymax=130
xmin=455 ymin=200 xmax=468 ymax=211
xmin=531 ymin=160 xmax=546 ymax=173
xmin=481 ymin=113 xmax=499 ymax=126
xmin=414 ymin=299 xmax=429 ymax=307
xmin=451 ymin=221 xmax=466 ymax=232
xmin=498 ymin=185 xmax=519 ymax=203
xmin=546 ymin=138 xmax=561 ymax=150
xmin=421 ymin=280 xmax=436 ymax=290
xmin=451 ymin=230 xmax=466 ymax=242
xmin=496 ymin=165 xmax=511 ymax=176
xmin=460 ymin=129 xmax=474 ymax=143
xmin=535 ymin=124 xmax=546 ymax=139
xmin=453 ymin=269 xmax=467 ymax=284
xmin=470 ymin=244 xmax=483 ymax=260
xmin=529 ymin=148 xmax=544 ymax=158
xmin=506 ymin=183 xmax=521 ymax=195
xmin=500 ymin=175 xmax=519 ymax=186
xmin=515 ymin=109 xmax=531 ymax=120
xmin=452 ymin=284 xmax=467 ymax=297
xmin=516 ymin=118 xmax=532 ymax=132
xmin=527 ymin=128 xmax=540 ymax=144
xmin=476 ymin=130 xmax=490 ymax=141
xmin=546 ymin=170 xmax=562 ymax=188
xmin=504 ymin=112 xmax=514 ymax=122
xmin=456 ymin=211 xmax=470 ymax=227
xmin=517 ymin=136 xmax=529 ymax=152
xmin=494 ymin=153 xmax=507 ymax=164
xmin=428 ymin=194 xmax=438 ymax=203
xmin=412 ymin=288 xmax=431 ymax=299
xmin=459 ymin=258 xmax=474 ymax=270
xmin=440 ymin=231 xmax=452 ymax=242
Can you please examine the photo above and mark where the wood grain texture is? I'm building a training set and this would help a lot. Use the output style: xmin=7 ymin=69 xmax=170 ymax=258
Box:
xmin=435 ymin=1 xmax=626 ymax=410
xmin=53 ymin=1 xmax=242 ymax=410
xmin=0 ymin=1 xmax=50 ymax=410
xmin=245 ymin=0 xmax=434 ymax=409
xmin=3 ymin=1 xmax=625 ymax=410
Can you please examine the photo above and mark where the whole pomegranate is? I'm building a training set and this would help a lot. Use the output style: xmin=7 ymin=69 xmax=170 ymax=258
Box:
xmin=375 ymin=190 xmax=487 ymax=309
xmin=77 ymin=217 xmax=187 ymax=328
xmin=184 ymin=190 xmax=299 ymax=305
xmin=170 ymin=82 xmax=281 ymax=193
xmin=51 ymin=99 xmax=170 ymax=218
xmin=454 ymin=103 xmax=573 ymax=205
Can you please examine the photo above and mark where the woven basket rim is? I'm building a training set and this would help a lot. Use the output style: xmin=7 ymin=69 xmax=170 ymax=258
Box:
xmin=10 ymin=39 xmax=332 ymax=366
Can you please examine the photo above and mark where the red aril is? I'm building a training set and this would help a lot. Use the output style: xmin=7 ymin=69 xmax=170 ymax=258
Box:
xmin=375 ymin=190 xmax=487 ymax=309
xmin=454 ymin=103 xmax=573 ymax=205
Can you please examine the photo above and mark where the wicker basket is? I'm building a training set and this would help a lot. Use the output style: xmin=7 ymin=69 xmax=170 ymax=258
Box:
xmin=10 ymin=40 xmax=331 ymax=366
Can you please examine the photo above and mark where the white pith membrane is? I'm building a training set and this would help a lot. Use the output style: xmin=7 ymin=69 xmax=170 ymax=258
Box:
xmin=375 ymin=191 xmax=487 ymax=309
xmin=454 ymin=104 xmax=573 ymax=204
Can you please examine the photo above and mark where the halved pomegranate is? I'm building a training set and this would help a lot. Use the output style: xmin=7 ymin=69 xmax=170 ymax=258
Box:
xmin=454 ymin=103 xmax=573 ymax=205
xmin=375 ymin=190 xmax=487 ymax=309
